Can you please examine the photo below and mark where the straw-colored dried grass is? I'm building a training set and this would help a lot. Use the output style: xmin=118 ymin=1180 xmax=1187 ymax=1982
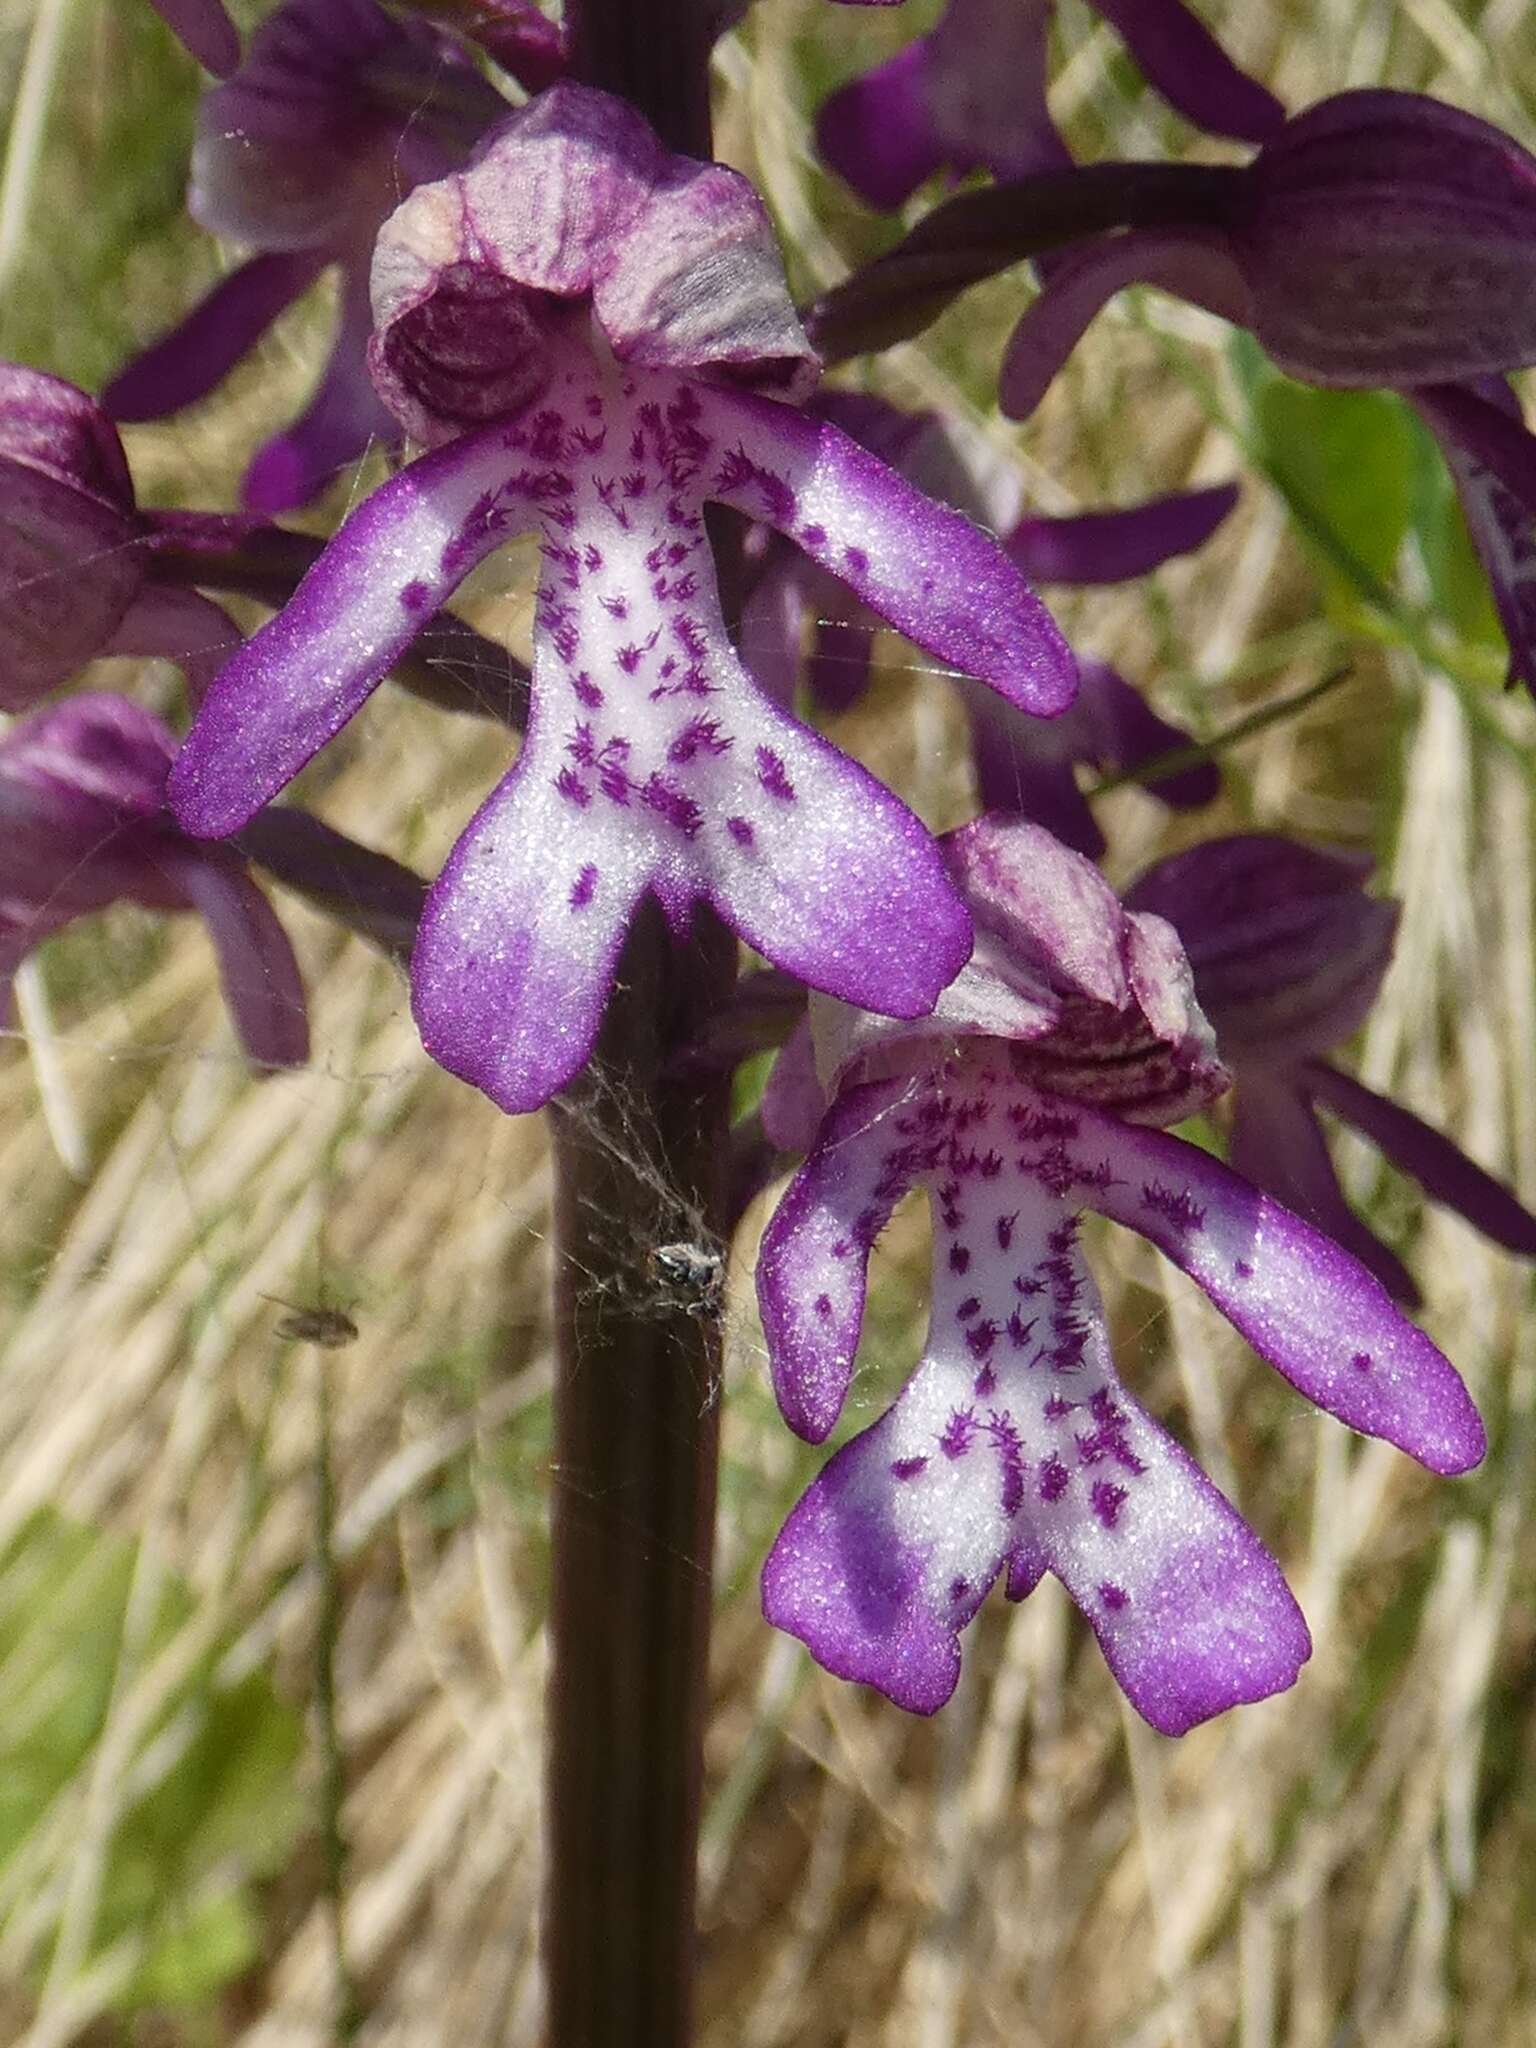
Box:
xmin=2 ymin=1 xmax=1536 ymax=2041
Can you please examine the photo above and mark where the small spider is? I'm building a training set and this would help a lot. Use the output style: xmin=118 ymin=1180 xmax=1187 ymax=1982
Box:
xmin=649 ymin=1241 xmax=726 ymax=1318
xmin=261 ymin=1295 xmax=359 ymax=1349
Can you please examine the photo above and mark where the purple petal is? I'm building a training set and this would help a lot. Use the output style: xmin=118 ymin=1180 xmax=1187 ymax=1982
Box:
xmin=148 ymin=0 xmax=239 ymax=74
xmin=104 ymin=252 xmax=325 ymax=423
xmin=760 ymin=1017 xmax=825 ymax=1154
xmin=701 ymin=386 xmax=1077 ymax=716
xmin=807 ymin=615 xmax=877 ymax=714
xmin=242 ymin=270 xmax=398 ymax=513
xmin=764 ymin=1170 xmax=1309 ymax=1731
xmin=175 ymin=858 xmax=310 ymax=1069
xmin=411 ymin=774 xmax=651 ymax=1115
xmin=1080 ymin=1110 xmax=1486 ymax=1474
xmin=233 ymin=806 xmax=425 ymax=963
xmin=967 ymin=693 xmax=1107 ymax=857
xmin=737 ymin=550 xmax=808 ymax=708
xmin=695 ymin=693 xmax=973 ymax=1017
xmin=1124 ymin=834 xmax=1397 ymax=1061
xmin=0 ymin=363 xmax=136 ymax=508
xmin=815 ymin=45 xmax=952 ymax=212
xmin=170 ymin=422 xmax=547 ymax=838
xmin=0 ymin=463 xmax=142 ymax=710
xmin=189 ymin=0 xmax=491 ymax=250
xmin=1241 ymin=90 xmax=1536 ymax=387
xmin=449 ymin=0 xmax=567 ymax=90
xmin=806 ymin=817 xmax=1226 ymax=1124
xmin=1000 ymin=229 xmax=1251 ymax=420
xmin=765 ymin=1371 xmax=1308 ymax=1731
xmin=1094 ymin=0 xmax=1285 ymax=145
xmin=104 ymin=584 xmax=243 ymax=700
xmin=1413 ymin=380 xmax=1536 ymax=694
xmin=1228 ymin=1072 xmax=1419 ymax=1305
xmin=756 ymin=1075 xmax=926 ymax=1441
xmin=1007 ymin=483 xmax=1239 ymax=586
xmin=1305 ymin=1059 xmax=1536 ymax=1261
xmin=1078 ymin=658 xmax=1219 ymax=809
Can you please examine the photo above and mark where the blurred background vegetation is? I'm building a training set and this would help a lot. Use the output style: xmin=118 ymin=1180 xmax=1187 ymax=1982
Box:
xmin=2 ymin=0 xmax=1536 ymax=2040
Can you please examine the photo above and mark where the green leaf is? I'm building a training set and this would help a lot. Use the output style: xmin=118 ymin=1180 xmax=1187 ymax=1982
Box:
xmin=0 ymin=1511 xmax=303 ymax=2019
xmin=1255 ymin=377 xmax=1419 ymax=630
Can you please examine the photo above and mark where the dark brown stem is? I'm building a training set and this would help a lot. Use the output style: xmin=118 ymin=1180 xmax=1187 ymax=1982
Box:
xmin=547 ymin=903 xmax=735 ymax=2048
xmin=545 ymin=12 xmax=728 ymax=2046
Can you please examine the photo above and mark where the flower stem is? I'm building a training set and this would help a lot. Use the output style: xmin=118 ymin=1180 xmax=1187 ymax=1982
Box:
xmin=548 ymin=23 xmax=727 ymax=2044
xmin=546 ymin=903 xmax=736 ymax=2048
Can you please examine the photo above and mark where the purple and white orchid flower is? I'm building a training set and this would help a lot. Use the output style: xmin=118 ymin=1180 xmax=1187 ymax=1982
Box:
xmin=0 ymin=694 xmax=308 ymax=1071
xmin=756 ymin=817 xmax=1484 ymax=1733
xmin=993 ymin=91 xmax=1536 ymax=414
xmin=815 ymin=0 xmax=1283 ymax=212
xmin=818 ymin=90 xmax=1536 ymax=688
xmin=988 ymin=91 xmax=1536 ymax=688
xmin=1125 ymin=833 xmax=1536 ymax=1304
xmin=167 ymin=83 xmax=1076 ymax=1116
xmin=147 ymin=0 xmax=239 ymax=75
xmin=0 ymin=364 xmax=248 ymax=708
xmin=744 ymin=390 xmax=1227 ymax=852
xmin=106 ymin=0 xmax=509 ymax=513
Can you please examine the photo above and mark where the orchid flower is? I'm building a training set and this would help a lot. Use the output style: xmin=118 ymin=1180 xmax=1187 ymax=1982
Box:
xmin=743 ymin=390 xmax=1227 ymax=855
xmin=147 ymin=0 xmax=239 ymax=75
xmin=106 ymin=0 xmax=509 ymax=513
xmin=0 ymin=695 xmax=308 ymax=1071
xmin=756 ymin=817 xmax=1484 ymax=1733
xmin=168 ymin=83 xmax=1076 ymax=1117
xmin=0 ymin=364 xmax=246 ymax=708
xmin=815 ymin=0 xmax=1283 ymax=212
xmin=1125 ymin=833 xmax=1536 ymax=1304
xmin=816 ymin=90 xmax=1536 ymax=688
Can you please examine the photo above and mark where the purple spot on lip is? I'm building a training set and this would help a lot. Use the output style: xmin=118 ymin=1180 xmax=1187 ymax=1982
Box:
xmin=726 ymin=816 xmax=755 ymax=847
xmin=1091 ymin=1480 xmax=1128 ymax=1529
xmin=554 ymin=766 xmax=590 ymax=807
xmin=401 ymin=579 xmax=431 ymax=614
xmin=814 ymin=1292 xmax=832 ymax=1317
xmin=844 ymin=545 xmax=869 ymax=573
xmin=956 ymin=1296 xmax=981 ymax=1320
xmin=940 ymin=1409 xmax=976 ymax=1458
xmin=755 ymin=746 xmax=796 ymax=801
xmin=1352 ymin=1351 xmax=1373 ymax=1373
xmin=1099 ymin=1582 xmax=1129 ymax=1611
xmin=1039 ymin=1454 xmax=1069 ymax=1502
xmin=891 ymin=1455 xmax=928 ymax=1480
xmin=1234 ymin=1258 xmax=1254 ymax=1279
xmin=569 ymin=863 xmax=598 ymax=908
xmin=802 ymin=523 xmax=827 ymax=547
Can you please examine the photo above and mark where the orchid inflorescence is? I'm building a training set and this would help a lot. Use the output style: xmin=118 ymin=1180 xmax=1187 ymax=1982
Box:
xmin=10 ymin=0 xmax=1536 ymax=1750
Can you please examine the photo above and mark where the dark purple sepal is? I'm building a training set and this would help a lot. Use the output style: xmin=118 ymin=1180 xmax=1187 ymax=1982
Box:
xmin=1093 ymin=0 xmax=1284 ymax=145
xmin=1305 ymin=1059 xmax=1536 ymax=1260
xmin=1007 ymin=483 xmax=1239 ymax=586
xmin=104 ymin=253 xmax=325 ymax=424
xmin=148 ymin=0 xmax=239 ymax=74
xmin=1124 ymin=834 xmax=1397 ymax=1061
xmin=0 ymin=694 xmax=307 ymax=1069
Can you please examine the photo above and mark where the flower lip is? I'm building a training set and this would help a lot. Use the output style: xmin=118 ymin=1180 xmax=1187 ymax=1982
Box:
xmin=369 ymin=81 xmax=819 ymax=446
